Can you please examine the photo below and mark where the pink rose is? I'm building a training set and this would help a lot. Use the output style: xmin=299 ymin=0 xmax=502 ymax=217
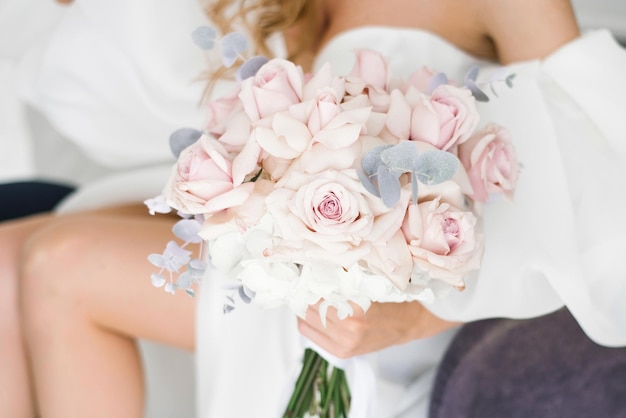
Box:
xmin=401 ymin=197 xmax=482 ymax=287
xmin=204 ymin=88 xmax=242 ymax=136
xmin=405 ymin=66 xmax=438 ymax=93
xmin=350 ymin=49 xmax=390 ymax=91
xmin=344 ymin=49 xmax=392 ymax=113
xmin=365 ymin=230 xmax=414 ymax=290
xmin=238 ymin=58 xmax=304 ymax=121
xmin=306 ymin=87 xmax=342 ymax=135
xmin=267 ymin=169 xmax=404 ymax=267
xmin=410 ymin=84 xmax=479 ymax=150
xmin=458 ymin=123 xmax=519 ymax=203
xmin=253 ymin=112 xmax=312 ymax=160
xmin=163 ymin=135 xmax=254 ymax=215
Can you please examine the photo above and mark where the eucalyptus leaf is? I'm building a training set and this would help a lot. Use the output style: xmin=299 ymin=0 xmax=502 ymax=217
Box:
xmin=413 ymin=151 xmax=459 ymax=185
xmin=151 ymin=273 xmax=167 ymax=288
xmin=238 ymin=55 xmax=269 ymax=80
xmin=221 ymin=32 xmax=248 ymax=68
xmin=356 ymin=169 xmax=380 ymax=197
xmin=361 ymin=145 xmax=391 ymax=175
xmin=505 ymin=73 xmax=516 ymax=88
xmin=464 ymin=65 xmax=480 ymax=83
xmin=238 ymin=286 xmax=252 ymax=304
xmin=465 ymin=79 xmax=490 ymax=102
xmin=172 ymin=218 xmax=202 ymax=243
xmin=191 ymin=26 xmax=217 ymax=50
xmin=188 ymin=258 xmax=208 ymax=275
xmin=148 ymin=254 xmax=165 ymax=268
xmin=169 ymin=128 xmax=203 ymax=158
xmin=428 ymin=72 xmax=449 ymax=93
xmin=411 ymin=171 xmax=419 ymax=204
xmin=176 ymin=271 xmax=194 ymax=288
xmin=380 ymin=141 xmax=419 ymax=173
xmin=377 ymin=165 xmax=401 ymax=207
xmin=164 ymin=283 xmax=176 ymax=294
xmin=489 ymin=82 xmax=500 ymax=98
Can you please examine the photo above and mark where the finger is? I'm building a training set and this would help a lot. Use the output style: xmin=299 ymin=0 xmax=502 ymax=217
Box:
xmin=297 ymin=316 xmax=343 ymax=356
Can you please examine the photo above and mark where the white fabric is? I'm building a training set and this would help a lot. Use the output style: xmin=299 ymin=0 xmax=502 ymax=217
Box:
xmin=5 ymin=1 xmax=215 ymax=417
xmin=196 ymin=26 xmax=626 ymax=418
xmin=14 ymin=0 xmax=209 ymax=169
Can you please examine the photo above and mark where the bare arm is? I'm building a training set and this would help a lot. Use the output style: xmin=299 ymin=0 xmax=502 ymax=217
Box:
xmin=479 ymin=0 xmax=580 ymax=64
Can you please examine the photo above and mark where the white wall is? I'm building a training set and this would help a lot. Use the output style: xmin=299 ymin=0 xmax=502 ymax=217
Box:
xmin=572 ymin=0 xmax=626 ymax=41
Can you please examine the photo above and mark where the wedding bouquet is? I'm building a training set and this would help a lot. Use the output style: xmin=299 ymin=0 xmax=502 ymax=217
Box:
xmin=146 ymin=27 xmax=519 ymax=418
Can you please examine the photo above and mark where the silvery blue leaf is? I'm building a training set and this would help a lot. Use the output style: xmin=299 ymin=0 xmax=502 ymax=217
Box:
xmin=223 ymin=304 xmax=235 ymax=314
xmin=176 ymin=271 xmax=194 ymax=288
xmin=164 ymin=283 xmax=176 ymax=294
xmin=465 ymin=79 xmax=490 ymax=102
xmin=489 ymin=82 xmax=500 ymax=98
xmin=169 ymin=128 xmax=203 ymax=158
xmin=505 ymin=73 xmax=516 ymax=88
xmin=464 ymin=65 xmax=480 ymax=83
xmin=237 ymin=55 xmax=269 ymax=80
xmin=151 ymin=273 xmax=167 ymax=288
xmin=414 ymin=151 xmax=459 ymax=185
xmin=185 ymin=289 xmax=196 ymax=298
xmin=377 ymin=165 xmax=401 ymax=208
xmin=144 ymin=194 xmax=172 ymax=215
xmin=191 ymin=26 xmax=217 ymax=50
xmin=221 ymin=32 xmax=248 ymax=68
xmin=361 ymin=145 xmax=391 ymax=175
xmin=162 ymin=241 xmax=192 ymax=272
xmin=357 ymin=169 xmax=380 ymax=197
xmin=380 ymin=142 xmax=419 ymax=173
xmin=238 ymin=286 xmax=252 ymax=304
xmin=148 ymin=254 xmax=166 ymax=268
xmin=173 ymin=218 xmax=203 ymax=243
xmin=188 ymin=258 xmax=208 ymax=276
xmin=411 ymin=171 xmax=419 ymax=204
xmin=428 ymin=72 xmax=449 ymax=93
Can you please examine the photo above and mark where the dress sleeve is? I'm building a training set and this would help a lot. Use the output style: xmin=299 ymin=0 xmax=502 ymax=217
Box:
xmin=425 ymin=30 xmax=626 ymax=347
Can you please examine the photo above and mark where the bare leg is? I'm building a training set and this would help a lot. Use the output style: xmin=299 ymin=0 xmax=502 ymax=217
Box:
xmin=19 ymin=205 xmax=196 ymax=418
xmin=0 ymin=214 xmax=51 ymax=418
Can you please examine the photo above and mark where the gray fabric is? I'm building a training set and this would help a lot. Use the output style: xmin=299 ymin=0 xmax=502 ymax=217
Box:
xmin=429 ymin=308 xmax=626 ymax=418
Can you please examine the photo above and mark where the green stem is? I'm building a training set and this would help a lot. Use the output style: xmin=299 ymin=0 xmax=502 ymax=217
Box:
xmin=284 ymin=349 xmax=315 ymax=415
xmin=284 ymin=349 xmax=324 ymax=418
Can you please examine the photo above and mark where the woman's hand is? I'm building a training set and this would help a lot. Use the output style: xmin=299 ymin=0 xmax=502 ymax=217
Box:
xmin=297 ymin=301 xmax=462 ymax=359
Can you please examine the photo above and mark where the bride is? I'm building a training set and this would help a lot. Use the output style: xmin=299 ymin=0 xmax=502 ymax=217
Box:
xmin=2 ymin=0 xmax=624 ymax=416
xmin=196 ymin=0 xmax=626 ymax=417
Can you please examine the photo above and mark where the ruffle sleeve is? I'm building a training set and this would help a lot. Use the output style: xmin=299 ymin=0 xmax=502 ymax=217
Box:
xmin=425 ymin=30 xmax=626 ymax=347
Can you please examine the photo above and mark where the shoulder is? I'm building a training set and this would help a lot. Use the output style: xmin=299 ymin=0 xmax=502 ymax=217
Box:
xmin=474 ymin=0 xmax=581 ymax=63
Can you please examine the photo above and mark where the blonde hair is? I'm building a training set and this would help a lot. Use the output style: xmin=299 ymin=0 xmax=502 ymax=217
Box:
xmin=204 ymin=0 xmax=314 ymax=57
xmin=200 ymin=0 xmax=317 ymax=97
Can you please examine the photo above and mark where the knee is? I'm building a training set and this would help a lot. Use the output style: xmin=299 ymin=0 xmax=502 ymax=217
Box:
xmin=19 ymin=220 xmax=91 ymax=330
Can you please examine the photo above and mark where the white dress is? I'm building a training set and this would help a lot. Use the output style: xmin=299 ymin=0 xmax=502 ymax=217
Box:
xmin=196 ymin=27 xmax=626 ymax=418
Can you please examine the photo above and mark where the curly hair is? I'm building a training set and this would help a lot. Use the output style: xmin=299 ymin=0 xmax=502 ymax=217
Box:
xmin=199 ymin=0 xmax=316 ymax=98
xmin=204 ymin=0 xmax=314 ymax=57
